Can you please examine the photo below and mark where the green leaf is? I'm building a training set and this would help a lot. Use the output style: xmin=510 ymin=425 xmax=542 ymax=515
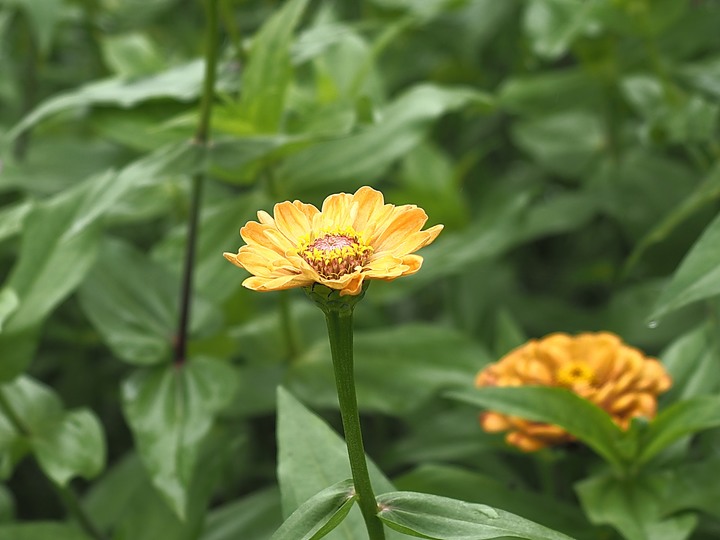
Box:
xmin=100 ymin=33 xmax=166 ymax=77
xmin=1 ymin=183 xmax=102 ymax=331
xmin=394 ymin=464 xmax=592 ymax=539
xmin=80 ymin=238 xmax=220 ymax=365
xmin=637 ymin=396 xmax=720 ymax=465
xmin=6 ymin=0 xmax=65 ymax=55
xmin=493 ymin=308 xmax=527 ymax=357
xmin=447 ymin=386 xmax=626 ymax=468
xmin=7 ymin=61 xmax=205 ymax=138
xmin=288 ymin=324 xmax=489 ymax=415
xmin=376 ymin=491 xmax=573 ymax=540
xmin=0 ymin=290 xmax=18 ymax=333
xmin=650 ymin=211 xmax=720 ymax=320
xmin=271 ymin=479 xmax=357 ymax=540
xmin=0 ymin=200 xmax=32 ymax=243
xmin=0 ymin=377 xmax=105 ymax=485
xmin=239 ymin=0 xmax=309 ymax=132
xmin=660 ymin=324 xmax=720 ymax=401
xmin=201 ymin=487 xmax=282 ymax=540
xmin=659 ymin=457 xmax=720 ymax=518
xmin=276 ymin=388 xmax=404 ymax=540
xmin=0 ymin=523 xmax=90 ymax=540
xmin=523 ymin=0 xmax=603 ymax=60
xmin=33 ymin=409 xmax=106 ymax=487
xmin=121 ymin=357 xmax=238 ymax=519
xmin=624 ymin=164 xmax=720 ymax=275
xmin=512 ymin=111 xmax=605 ymax=177
xmin=280 ymin=84 xmax=493 ymax=190
xmin=576 ymin=473 xmax=697 ymax=540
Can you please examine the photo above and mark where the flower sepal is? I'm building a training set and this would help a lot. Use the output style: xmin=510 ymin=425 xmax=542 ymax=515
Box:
xmin=304 ymin=282 xmax=369 ymax=316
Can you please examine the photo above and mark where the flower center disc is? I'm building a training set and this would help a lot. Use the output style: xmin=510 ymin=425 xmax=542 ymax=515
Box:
xmin=556 ymin=361 xmax=595 ymax=387
xmin=300 ymin=230 xmax=373 ymax=279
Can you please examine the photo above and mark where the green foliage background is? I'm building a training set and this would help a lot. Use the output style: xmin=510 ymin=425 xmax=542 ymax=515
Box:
xmin=1 ymin=0 xmax=720 ymax=538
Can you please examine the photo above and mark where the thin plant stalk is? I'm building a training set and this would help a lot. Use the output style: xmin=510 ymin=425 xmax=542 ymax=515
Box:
xmin=324 ymin=308 xmax=386 ymax=540
xmin=0 ymin=389 xmax=106 ymax=540
xmin=174 ymin=0 xmax=220 ymax=365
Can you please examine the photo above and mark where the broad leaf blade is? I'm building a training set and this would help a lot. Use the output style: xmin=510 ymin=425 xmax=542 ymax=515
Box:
xmin=447 ymin=386 xmax=625 ymax=467
xmin=239 ymin=0 xmax=309 ymax=132
xmin=122 ymin=358 xmax=238 ymax=519
xmin=271 ymin=479 xmax=357 ymax=540
xmin=651 ymin=211 xmax=720 ymax=320
xmin=0 ymin=523 xmax=90 ymax=540
xmin=377 ymin=491 xmax=573 ymax=540
xmin=637 ymin=396 xmax=720 ymax=464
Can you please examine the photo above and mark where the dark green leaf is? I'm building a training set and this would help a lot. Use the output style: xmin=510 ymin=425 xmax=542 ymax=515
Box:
xmin=280 ymin=84 xmax=493 ymax=190
xmin=239 ymin=0 xmax=309 ymax=133
xmin=271 ymin=479 xmax=357 ymax=540
xmin=122 ymin=357 xmax=238 ymax=518
xmin=0 ymin=290 xmax=18 ymax=333
xmin=8 ymin=61 xmax=205 ymax=138
xmin=276 ymin=388 xmax=404 ymax=540
xmin=637 ymin=396 xmax=720 ymax=465
xmin=576 ymin=473 xmax=697 ymax=540
xmin=376 ymin=491 xmax=573 ymax=540
xmin=201 ymin=487 xmax=282 ymax=540
xmin=651 ymin=212 xmax=720 ymax=320
xmin=447 ymin=386 xmax=626 ymax=468
xmin=288 ymin=324 xmax=489 ymax=415
xmin=0 ymin=523 xmax=90 ymax=540
xmin=80 ymin=238 xmax=220 ymax=365
xmin=33 ymin=409 xmax=106 ymax=487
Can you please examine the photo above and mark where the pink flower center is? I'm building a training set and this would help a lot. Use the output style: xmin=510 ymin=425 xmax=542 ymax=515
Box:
xmin=300 ymin=231 xmax=373 ymax=279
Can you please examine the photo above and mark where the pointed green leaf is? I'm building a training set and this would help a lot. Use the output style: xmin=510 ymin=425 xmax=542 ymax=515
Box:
xmin=0 ymin=377 xmax=105 ymax=485
xmin=0 ymin=523 xmax=90 ymax=540
xmin=288 ymin=324 xmax=488 ymax=415
xmin=8 ymin=61 xmax=205 ymax=138
xmin=637 ymin=396 xmax=720 ymax=465
xmin=280 ymin=84 xmax=493 ymax=190
xmin=0 ymin=290 xmax=18 ymax=333
xmin=201 ymin=487 xmax=282 ymax=540
xmin=276 ymin=388 xmax=404 ymax=540
xmin=33 ymin=409 xmax=106 ymax=487
xmin=376 ymin=491 xmax=573 ymax=540
xmin=576 ymin=473 xmax=697 ymax=540
xmin=271 ymin=479 xmax=357 ymax=540
xmin=6 ymin=0 xmax=65 ymax=55
xmin=122 ymin=358 xmax=238 ymax=519
xmin=447 ymin=386 xmax=625 ymax=468
xmin=80 ymin=238 xmax=220 ymax=365
xmin=240 ymin=0 xmax=309 ymax=132
xmin=651 ymin=211 xmax=720 ymax=320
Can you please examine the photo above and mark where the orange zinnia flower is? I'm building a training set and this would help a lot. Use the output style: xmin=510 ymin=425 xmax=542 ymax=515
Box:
xmin=223 ymin=186 xmax=443 ymax=296
xmin=475 ymin=332 xmax=672 ymax=452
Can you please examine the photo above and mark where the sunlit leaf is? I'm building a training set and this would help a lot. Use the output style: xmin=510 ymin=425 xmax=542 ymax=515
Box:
xmin=376 ymin=491 xmax=573 ymax=540
xmin=271 ymin=479 xmax=357 ymax=540
xmin=121 ymin=358 xmax=237 ymax=519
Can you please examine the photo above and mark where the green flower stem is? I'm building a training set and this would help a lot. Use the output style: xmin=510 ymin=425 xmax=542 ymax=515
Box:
xmin=323 ymin=306 xmax=386 ymax=540
xmin=0 ymin=388 xmax=106 ymax=540
xmin=174 ymin=0 xmax=220 ymax=365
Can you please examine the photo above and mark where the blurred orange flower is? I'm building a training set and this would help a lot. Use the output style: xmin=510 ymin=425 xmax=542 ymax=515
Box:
xmin=475 ymin=332 xmax=672 ymax=452
xmin=224 ymin=186 xmax=443 ymax=296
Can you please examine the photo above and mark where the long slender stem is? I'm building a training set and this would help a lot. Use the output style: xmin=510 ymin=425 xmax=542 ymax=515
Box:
xmin=0 ymin=389 xmax=105 ymax=540
xmin=174 ymin=0 xmax=220 ymax=365
xmin=325 ymin=309 xmax=386 ymax=540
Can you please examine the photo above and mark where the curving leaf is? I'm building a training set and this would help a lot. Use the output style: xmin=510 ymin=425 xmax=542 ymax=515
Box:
xmin=0 ymin=523 xmax=90 ymax=540
xmin=447 ymin=386 xmax=626 ymax=468
xmin=279 ymin=84 xmax=493 ymax=190
xmin=271 ymin=479 xmax=357 ymax=540
xmin=121 ymin=357 xmax=238 ymax=519
xmin=377 ymin=491 xmax=573 ymax=540
xmin=637 ymin=396 xmax=720 ymax=465
xmin=650 ymin=211 xmax=720 ymax=321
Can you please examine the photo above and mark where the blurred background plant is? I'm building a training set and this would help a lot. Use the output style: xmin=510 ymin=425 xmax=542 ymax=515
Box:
xmin=1 ymin=0 xmax=720 ymax=539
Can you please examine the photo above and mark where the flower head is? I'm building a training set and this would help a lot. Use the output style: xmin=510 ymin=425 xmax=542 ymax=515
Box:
xmin=223 ymin=186 xmax=443 ymax=295
xmin=475 ymin=332 xmax=672 ymax=452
